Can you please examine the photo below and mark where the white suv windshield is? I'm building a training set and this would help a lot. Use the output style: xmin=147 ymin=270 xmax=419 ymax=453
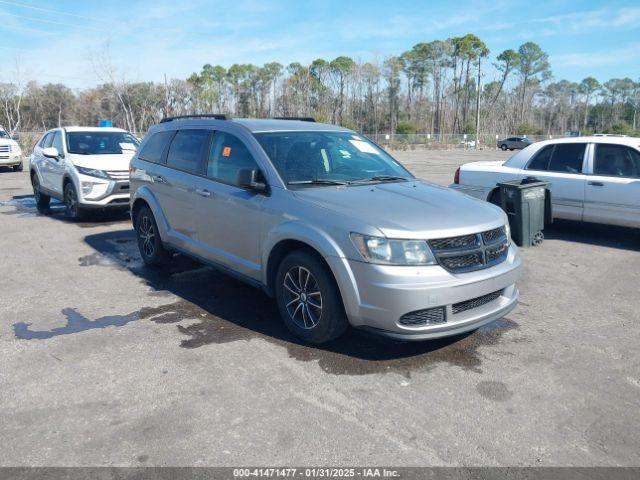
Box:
xmin=255 ymin=131 xmax=411 ymax=185
xmin=66 ymin=131 xmax=140 ymax=155
xmin=0 ymin=129 xmax=9 ymax=139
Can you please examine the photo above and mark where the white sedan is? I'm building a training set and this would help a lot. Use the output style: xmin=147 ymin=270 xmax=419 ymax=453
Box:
xmin=450 ymin=136 xmax=640 ymax=228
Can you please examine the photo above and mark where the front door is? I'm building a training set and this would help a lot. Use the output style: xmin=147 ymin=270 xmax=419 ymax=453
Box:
xmin=583 ymin=143 xmax=640 ymax=227
xmin=521 ymin=142 xmax=587 ymax=221
xmin=193 ymin=131 xmax=265 ymax=281
xmin=49 ymin=131 xmax=67 ymax=195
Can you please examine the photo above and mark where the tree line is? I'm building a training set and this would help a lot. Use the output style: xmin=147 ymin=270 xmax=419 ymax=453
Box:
xmin=1 ymin=34 xmax=639 ymax=137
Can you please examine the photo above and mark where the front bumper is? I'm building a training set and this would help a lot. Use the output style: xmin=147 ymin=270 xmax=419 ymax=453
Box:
xmin=327 ymin=244 xmax=522 ymax=340
xmin=77 ymin=174 xmax=130 ymax=209
xmin=0 ymin=155 xmax=22 ymax=166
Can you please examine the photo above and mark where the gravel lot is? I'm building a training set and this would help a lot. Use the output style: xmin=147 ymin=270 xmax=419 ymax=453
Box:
xmin=0 ymin=150 xmax=639 ymax=466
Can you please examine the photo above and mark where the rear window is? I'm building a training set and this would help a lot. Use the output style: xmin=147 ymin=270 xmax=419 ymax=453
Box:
xmin=138 ymin=131 xmax=175 ymax=163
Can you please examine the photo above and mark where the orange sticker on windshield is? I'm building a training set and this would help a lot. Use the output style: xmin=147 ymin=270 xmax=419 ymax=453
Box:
xmin=222 ymin=146 xmax=231 ymax=157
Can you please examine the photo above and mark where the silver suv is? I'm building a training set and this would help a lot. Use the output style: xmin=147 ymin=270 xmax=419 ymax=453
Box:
xmin=130 ymin=115 xmax=522 ymax=343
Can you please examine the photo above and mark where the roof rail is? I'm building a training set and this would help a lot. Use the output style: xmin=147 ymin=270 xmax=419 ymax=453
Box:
xmin=160 ymin=114 xmax=228 ymax=123
xmin=272 ymin=116 xmax=316 ymax=122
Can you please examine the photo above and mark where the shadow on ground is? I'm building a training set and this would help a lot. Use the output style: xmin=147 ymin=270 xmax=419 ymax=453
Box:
xmin=12 ymin=229 xmax=522 ymax=376
xmin=0 ymin=194 xmax=129 ymax=227
xmin=544 ymin=219 xmax=640 ymax=251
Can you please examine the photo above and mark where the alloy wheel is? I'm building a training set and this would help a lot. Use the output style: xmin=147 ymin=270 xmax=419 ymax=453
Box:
xmin=138 ymin=215 xmax=156 ymax=258
xmin=65 ymin=186 xmax=78 ymax=217
xmin=282 ymin=266 xmax=323 ymax=329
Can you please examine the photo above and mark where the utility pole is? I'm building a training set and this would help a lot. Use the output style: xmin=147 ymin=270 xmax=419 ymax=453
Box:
xmin=475 ymin=60 xmax=481 ymax=150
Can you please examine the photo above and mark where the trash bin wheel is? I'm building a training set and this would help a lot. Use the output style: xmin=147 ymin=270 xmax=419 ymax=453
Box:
xmin=532 ymin=231 xmax=544 ymax=246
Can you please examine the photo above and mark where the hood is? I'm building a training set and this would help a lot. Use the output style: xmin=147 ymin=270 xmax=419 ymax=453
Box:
xmin=68 ymin=152 xmax=134 ymax=171
xmin=294 ymin=180 xmax=506 ymax=239
xmin=0 ymin=138 xmax=19 ymax=148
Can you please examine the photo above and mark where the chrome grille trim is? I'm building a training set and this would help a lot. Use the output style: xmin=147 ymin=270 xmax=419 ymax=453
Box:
xmin=106 ymin=170 xmax=129 ymax=181
xmin=452 ymin=290 xmax=503 ymax=315
xmin=428 ymin=227 xmax=509 ymax=273
xmin=0 ymin=145 xmax=10 ymax=152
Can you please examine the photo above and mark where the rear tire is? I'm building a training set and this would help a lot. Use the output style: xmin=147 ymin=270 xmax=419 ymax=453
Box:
xmin=276 ymin=250 xmax=348 ymax=344
xmin=135 ymin=205 xmax=169 ymax=267
xmin=31 ymin=173 xmax=50 ymax=214
xmin=64 ymin=182 xmax=84 ymax=221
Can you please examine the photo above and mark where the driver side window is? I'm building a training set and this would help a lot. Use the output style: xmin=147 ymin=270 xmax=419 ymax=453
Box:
xmin=207 ymin=132 xmax=259 ymax=186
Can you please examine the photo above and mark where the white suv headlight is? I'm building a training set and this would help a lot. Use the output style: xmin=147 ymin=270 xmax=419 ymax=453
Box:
xmin=350 ymin=233 xmax=437 ymax=266
xmin=76 ymin=166 xmax=109 ymax=179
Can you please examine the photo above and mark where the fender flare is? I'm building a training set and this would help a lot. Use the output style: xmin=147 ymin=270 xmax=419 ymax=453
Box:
xmin=130 ymin=186 xmax=170 ymax=241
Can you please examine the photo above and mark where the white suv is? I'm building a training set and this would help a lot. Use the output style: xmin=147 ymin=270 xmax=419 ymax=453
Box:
xmin=30 ymin=127 xmax=139 ymax=219
xmin=0 ymin=126 xmax=23 ymax=171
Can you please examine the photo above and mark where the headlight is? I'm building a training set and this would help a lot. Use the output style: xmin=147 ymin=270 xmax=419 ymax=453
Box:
xmin=76 ymin=166 xmax=109 ymax=179
xmin=350 ymin=233 xmax=437 ymax=266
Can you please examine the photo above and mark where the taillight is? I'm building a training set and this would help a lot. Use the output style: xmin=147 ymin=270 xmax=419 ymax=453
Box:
xmin=454 ymin=167 xmax=460 ymax=184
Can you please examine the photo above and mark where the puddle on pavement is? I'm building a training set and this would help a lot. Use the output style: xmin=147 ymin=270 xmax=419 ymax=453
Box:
xmin=0 ymin=194 xmax=128 ymax=227
xmin=14 ymin=229 xmax=522 ymax=376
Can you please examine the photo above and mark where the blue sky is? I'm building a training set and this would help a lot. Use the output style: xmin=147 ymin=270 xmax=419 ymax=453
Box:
xmin=0 ymin=0 xmax=638 ymax=89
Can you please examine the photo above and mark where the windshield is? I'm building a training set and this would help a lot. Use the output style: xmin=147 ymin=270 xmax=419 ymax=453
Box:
xmin=66 ymin=131 xmax=140 ymax=155
xmin=254 ymin=131 xmax=412 ymax=185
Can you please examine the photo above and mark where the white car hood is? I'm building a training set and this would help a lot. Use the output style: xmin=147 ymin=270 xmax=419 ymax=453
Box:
xmin=0 ymin=138 xmax=19 ymax=148
xmin=68 ymin=152 xmax=133 ymax=171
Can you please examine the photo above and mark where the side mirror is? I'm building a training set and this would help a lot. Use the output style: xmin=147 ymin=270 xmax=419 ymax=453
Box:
xmin=236 ymin=168 xmax=268 ymax=194
xmin=11 ymin=134 xmax=19 ymax=140
xmin=42 ymin=147 xmax=60 ymax=159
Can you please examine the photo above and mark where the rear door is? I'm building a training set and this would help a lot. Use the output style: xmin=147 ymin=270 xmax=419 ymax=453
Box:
xmin=157 ymin=129 xmax=212 ymax=253
xmin=191 ymin=130 xmax=265 ymax=280
xmin=522 ymin=142 xmax=587 ymax=221
xmin=583 ymin=143 xmax=640 ymax=227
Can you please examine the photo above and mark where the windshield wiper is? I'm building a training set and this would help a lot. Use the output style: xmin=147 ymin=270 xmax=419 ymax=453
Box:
xmin=350 ymin=175 xmax=410 ymax=184
xmin=287 ymin=179 xmax=350 ymax=186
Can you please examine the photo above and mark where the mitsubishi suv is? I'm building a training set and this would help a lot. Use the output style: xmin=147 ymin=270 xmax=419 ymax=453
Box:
xmin=130 ymin=115 xmax=522 ymax=343
xmin=30 ymin=127 xmax=139 ymax=219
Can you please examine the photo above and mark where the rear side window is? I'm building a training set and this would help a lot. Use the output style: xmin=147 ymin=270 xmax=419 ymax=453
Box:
xmin=548 ymin=144 xmax=585 ymax=173
xmin=138 ymin=130 xmax=175 ymax=164
xmin=166 ymin=129 xmax=211 ymax=174
xmin=527 ymin=145 xmax=553 ymax=170
xmin=207 ymin=132 xmax=259 ymax=185
xmin=594 ymin=144 xmax=640 ymax=178
xmin=527 ymin=144 xmax=585 ymax=173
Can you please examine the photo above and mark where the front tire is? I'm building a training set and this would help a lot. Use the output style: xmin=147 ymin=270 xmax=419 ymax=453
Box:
xmin=64 ymin=182 xmax=84 ymax=220
xmin=500 ymin=144 xmax=507 ymax=151
xmin=31 ymin=173 xmax=50 ymax=214
xmin=276 ymin=250 xmax=348 ymax=344
xmin=135 ymin=206 xmax=169 ymax=267
xmin=13 ymin=162 xmax=23 ymax=172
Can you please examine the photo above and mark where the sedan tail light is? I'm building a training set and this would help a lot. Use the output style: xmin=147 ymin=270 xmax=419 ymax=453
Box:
xmin=454 ymin=167 xmax=460 ymax=184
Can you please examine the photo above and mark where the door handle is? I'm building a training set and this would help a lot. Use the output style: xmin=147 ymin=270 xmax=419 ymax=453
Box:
xmin=588 ymin=181 xmax=604 ymax=187
xmin=195 ymin=188 xmax=211 ymax=197
xmin=152 ymin=175 xmax=166 ymax=184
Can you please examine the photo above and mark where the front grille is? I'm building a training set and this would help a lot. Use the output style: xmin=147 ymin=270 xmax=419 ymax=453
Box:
xmin=482 ymin=227 xmax=506 ymax=244
xmin=0 ymin=145 xmax=10 ymax=153
xmin=452 ymin=290 xmax=503 ymax=315
xmin=106 ymin=170 xmax=129 ymax=181
xmin=429 ymin=234 xmax=479 ymax=251
xmin=399 ymin=307 xmax=446 ymax=326
xmin=440 ymin=253 xmax=483 ymax=270
xmin=429 ymin=227 xmax=509 ymax=273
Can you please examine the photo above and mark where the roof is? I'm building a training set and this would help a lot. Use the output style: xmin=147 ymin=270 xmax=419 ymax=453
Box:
xmin=231 ymin=118 xmax=351 ymax=133
xmin=533 ymin=135 xmax=640 ymax=147
xmin=63 ymin=126 xmax=128 ymax=133
xmin=156 ymin=117 xmax=351 ymax=133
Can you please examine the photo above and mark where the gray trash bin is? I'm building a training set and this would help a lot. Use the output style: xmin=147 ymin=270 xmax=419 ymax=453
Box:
xmin=497 ymin=179 xmax=551 ymax=247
